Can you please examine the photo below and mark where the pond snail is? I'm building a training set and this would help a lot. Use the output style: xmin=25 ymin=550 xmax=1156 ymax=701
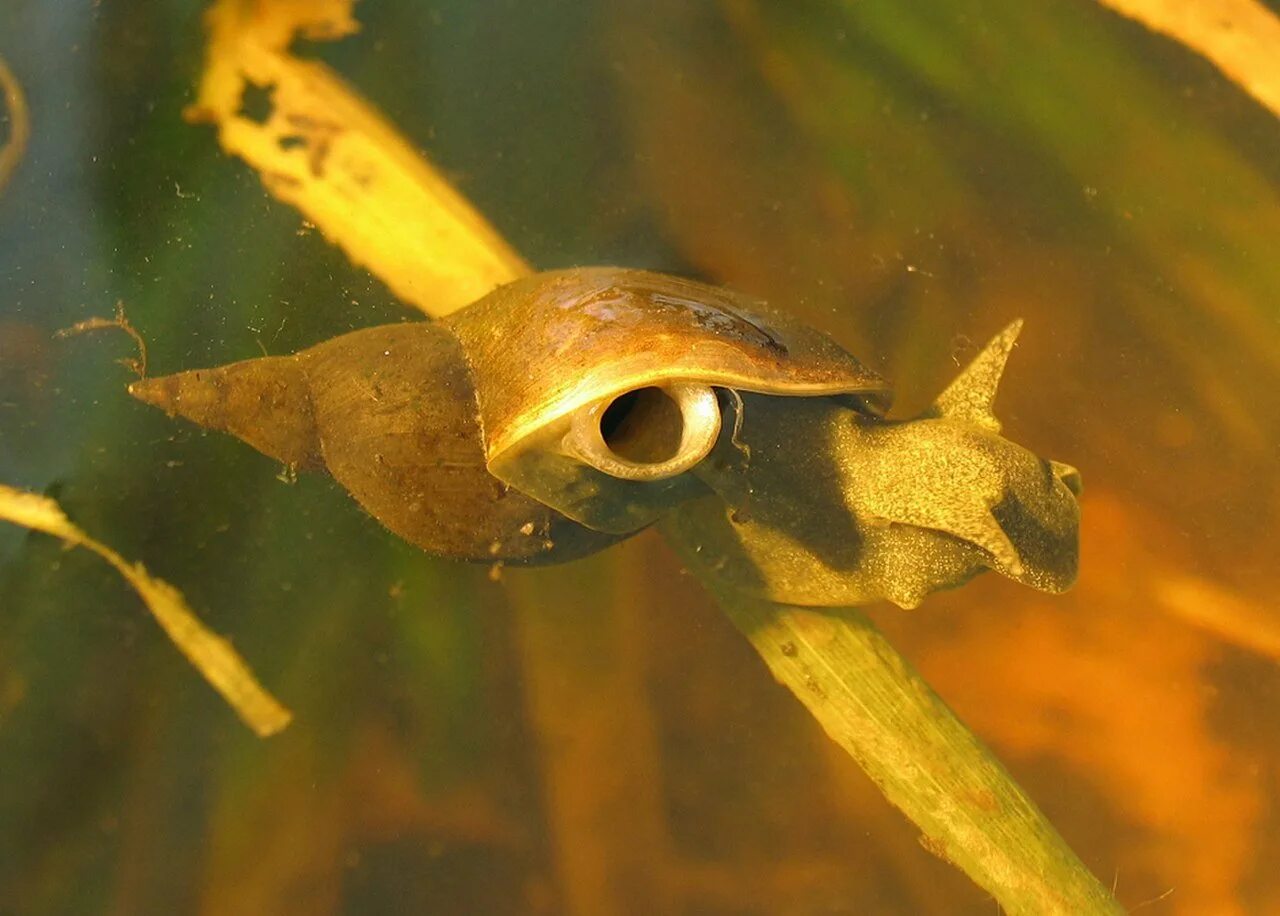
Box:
xmin=129 ymin=267 xmax=1081 ymax=609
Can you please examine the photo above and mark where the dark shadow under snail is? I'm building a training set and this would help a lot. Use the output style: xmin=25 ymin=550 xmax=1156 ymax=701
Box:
xmin=129 ymin=268 xmax=1081 ymax=609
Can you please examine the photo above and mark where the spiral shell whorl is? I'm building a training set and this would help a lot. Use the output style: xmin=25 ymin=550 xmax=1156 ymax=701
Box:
xmin=130 ymin=322 xmax=619 ymax=563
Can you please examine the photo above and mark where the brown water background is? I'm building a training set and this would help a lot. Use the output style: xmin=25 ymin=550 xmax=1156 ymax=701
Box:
xmin=2 ymin=1 xmax=1280 ymax=913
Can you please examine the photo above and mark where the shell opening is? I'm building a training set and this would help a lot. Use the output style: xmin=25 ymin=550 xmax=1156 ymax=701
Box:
xmin=600 ymin=387 xmax=683 ymax=463
xmin=567 ymin=383 xmax=721 ymax=481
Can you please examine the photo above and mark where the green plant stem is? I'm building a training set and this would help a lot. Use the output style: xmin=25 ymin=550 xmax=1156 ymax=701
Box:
xmin=716 ymin=592 xmax=1123 ymax=915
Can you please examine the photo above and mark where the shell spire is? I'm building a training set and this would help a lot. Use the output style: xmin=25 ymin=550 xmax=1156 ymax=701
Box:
xmin=129 ymin=357 xmax=322 ymax=469
xmin=128 ymin=323 xmax=621 ymax=564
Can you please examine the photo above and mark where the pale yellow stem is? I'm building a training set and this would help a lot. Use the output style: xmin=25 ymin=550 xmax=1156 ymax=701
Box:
xmin=0 ymin=485 xmax=291 ymax=737
xmin=1094 ymin=0 xmax=1280 ymax=120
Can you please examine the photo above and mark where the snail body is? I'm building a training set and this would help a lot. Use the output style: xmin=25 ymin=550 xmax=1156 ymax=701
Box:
xmin=131 ymin=267 xmax=1081 ymax=608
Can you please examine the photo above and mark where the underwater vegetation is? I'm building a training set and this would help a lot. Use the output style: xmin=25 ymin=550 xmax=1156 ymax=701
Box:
xmin=2 ymin=0 xmax=1279 ymax=914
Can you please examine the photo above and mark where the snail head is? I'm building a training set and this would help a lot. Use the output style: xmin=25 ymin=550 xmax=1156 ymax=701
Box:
xmin=662 ymin=321 xmax=1082 ymax=609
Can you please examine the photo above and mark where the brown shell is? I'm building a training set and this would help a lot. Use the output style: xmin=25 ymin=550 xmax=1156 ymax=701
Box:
xmin=128 ymin=267 xmax=889 ymax=561
xmin=129 ymin=323 xmax=621 ymax=564
xmin=445 ymin=268 xmax=891 ymax=463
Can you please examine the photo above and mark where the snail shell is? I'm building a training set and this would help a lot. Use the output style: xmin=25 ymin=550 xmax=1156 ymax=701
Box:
xmin=446 ymin=268 xmax=890 ymax=533
xmin=129 ymin=268 xmax=889 ymax=564
xmin=129 ymin=321 xmax=612 ymax=562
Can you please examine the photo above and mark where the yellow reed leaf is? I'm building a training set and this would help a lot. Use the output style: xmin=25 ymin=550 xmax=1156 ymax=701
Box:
xmin=0 ymin=484 xmax=291 ymax=737
xmin=1094 ymin=0 xmax=1280 ymax=120
xmin=1155 ymin=573 xmax=1280 ymax=660
xmin=185 ymin=0 xmax=528 ymax=318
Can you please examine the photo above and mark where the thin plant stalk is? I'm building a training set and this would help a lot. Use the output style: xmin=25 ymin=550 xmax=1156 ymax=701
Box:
xmin=714 ymin=590 xmax=1123 ymax=915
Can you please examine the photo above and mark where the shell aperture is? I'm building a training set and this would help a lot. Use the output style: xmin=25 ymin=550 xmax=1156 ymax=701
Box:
xmin=452 ymin=268 xmax=891 ymax=535
xmin=565 ymin=383 xmax=722 ymax=481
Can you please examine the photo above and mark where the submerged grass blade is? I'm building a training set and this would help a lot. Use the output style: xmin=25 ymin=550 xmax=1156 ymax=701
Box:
xmin=1093 ymin=0 xmax=1280 ymax=120
xmin=0 ymin=484 xmax=291 ymax=737
xmin=715 ymin=592 xmax=1123 ymax=915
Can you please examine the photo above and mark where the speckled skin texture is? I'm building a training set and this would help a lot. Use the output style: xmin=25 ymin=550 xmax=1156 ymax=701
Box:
xmin=664 ymin=325 xmax=1080 ymax=609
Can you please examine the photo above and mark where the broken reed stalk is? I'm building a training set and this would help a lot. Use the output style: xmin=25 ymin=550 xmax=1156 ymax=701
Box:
xmin=710 ymin=589 xmax=1123 ymax=915
xmin=0 ymin=485 xmax=291 ymax=737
